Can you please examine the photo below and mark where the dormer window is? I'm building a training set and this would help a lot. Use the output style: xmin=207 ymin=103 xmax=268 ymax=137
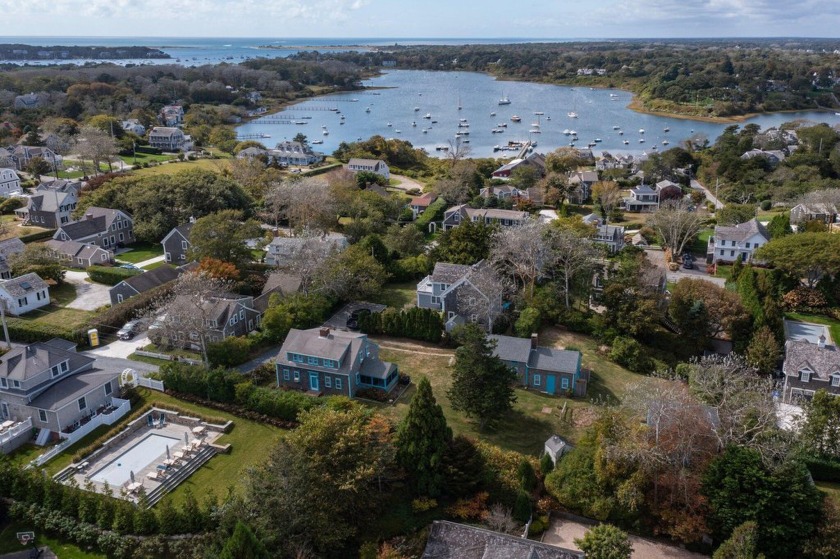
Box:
xmin=61 ymin=361 xmax=68 ymax=372
xmin=832 ymin=374 xmax=840 ymax=388
xmin=51 ymin=365 xmax=59 ymax=378
xmin=800 ymin=370 xmax=811 ymax=382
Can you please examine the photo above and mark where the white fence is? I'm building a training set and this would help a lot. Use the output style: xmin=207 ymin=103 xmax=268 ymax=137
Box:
xmin=138 ymin=377 xmax=165 ymax=392
xmin=0 ymin=417 xmax=33 ymax=451
xmin=33 ymin=397 xmax=131 ymax=467
xmin=134 ymin=349 xmax=202 ymax=366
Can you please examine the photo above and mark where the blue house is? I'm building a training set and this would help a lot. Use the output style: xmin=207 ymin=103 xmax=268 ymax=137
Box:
xmin=274 ymin=327 xmax=399 ymax=397
xmin=489 ymin=333 xmax=587 ymax=397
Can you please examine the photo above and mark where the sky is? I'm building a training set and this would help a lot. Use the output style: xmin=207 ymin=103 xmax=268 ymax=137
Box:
xmin=2 ymin=0 xmax=840 ymax=39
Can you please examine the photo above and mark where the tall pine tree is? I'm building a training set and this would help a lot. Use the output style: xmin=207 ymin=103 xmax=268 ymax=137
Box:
xmin=448 ymin=324 xmax=518 ymax=429
xmin=396 ymin=377 xmax=452 ymax=497
xmin=220 ymin=521 xmax=269 ymax=559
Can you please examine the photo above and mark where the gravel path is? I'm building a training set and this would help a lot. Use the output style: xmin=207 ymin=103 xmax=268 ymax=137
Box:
xmin=63 ymin=270 xmax=111 ymax=311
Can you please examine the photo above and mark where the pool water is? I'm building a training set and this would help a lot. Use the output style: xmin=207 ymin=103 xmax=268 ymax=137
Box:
xmin=89 ymin=433 xmax=180 ymax=487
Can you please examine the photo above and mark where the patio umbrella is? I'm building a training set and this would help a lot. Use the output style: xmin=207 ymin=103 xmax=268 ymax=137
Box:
xmin=185 ymin=431 xmax=189 ymax=445
xmin=165 ymin=444 xmax=170 ymax=459
xmin=130 ymin=470 xmax=135 ymax=483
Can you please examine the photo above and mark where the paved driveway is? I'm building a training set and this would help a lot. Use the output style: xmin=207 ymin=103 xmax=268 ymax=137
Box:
xmin=644 ymin=248 xmax=725 ymax=288
xmin=323 ymin=302 xmax=387 ymax=331
xmin=86 ymin=333 xmax=150 ymax=359
xmin=64 ymin=270 xmax=111 ymax=311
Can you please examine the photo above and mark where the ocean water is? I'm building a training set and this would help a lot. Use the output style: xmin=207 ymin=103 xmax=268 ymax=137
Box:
xmin=235 ymin=69 xmax=837 ymax=158
xmin=0 ymin=36 xmax=576 ymax=66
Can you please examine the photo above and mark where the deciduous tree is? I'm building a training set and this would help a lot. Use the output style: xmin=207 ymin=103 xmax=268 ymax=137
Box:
xmin=755 ymin=233 xmax=840 ymax=288
xmin=188 ymin=210 xmax=261 ymax=269
xmin=649 ymin=199 xmax=705 ymax=259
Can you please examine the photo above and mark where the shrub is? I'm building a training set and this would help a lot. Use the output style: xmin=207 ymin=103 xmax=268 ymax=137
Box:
xmin=0 ymin=197 xmax=24 ymax=214
xmin=19 ymin=230 xmax=57 ymax=243
xmin=360 ymin=307 xmax=443 ymax=343
xmin=514 ymin=308 xmax=541 ymax=338
xmin=207 ymin=336 xmax=253 ymax=368
xmin=414 ymin=197 xmax=447 ymax=231
xmin=513 ymin=490 xmax=532 ymax=523
xmin=806 ymin=457 xmax=840 ymax=482
xmin=411 ymin=497 xmax=438 ymax=513
xmin=528 ymin=514 xmax=550 ymax=536
xmin=540 ymin=453 xmax=554 ymax=476
xmin=760 ymin=200 xmax=772 ymax=211
xmin=609 ymin=336 xmax=652 ymax=373
xmin=4 ymin=319 xmax=84 ymax=345
xmin=86 ymin=265 xmax=141 ymax=286
xmin=446 ymin=492 xmax=489 ymax=521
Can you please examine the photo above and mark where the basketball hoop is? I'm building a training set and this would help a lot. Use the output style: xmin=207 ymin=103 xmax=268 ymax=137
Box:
xmin=16 ymin=531 xmax=34 ymax=546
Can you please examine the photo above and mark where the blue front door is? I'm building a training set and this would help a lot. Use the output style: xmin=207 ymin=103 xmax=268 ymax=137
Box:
xmin=546 ymin=375 xmax=556 ymax=395
xmin=309 ymin=372 xmax=320 ymax=391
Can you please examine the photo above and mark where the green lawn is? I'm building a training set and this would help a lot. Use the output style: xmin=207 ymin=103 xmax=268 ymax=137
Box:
xmin=372 ymin=281 xmax=417 ymax=310
xmin=785 ymin=312 xmax=840 ymax=346
xmin=116 ymin=241 xmax=164 ymax=264
xmin=7 ymin=305 xmax=92 ymax=331
xmin=691 ymin=228 xmax=714 ymax=256
xmin=374 ymin=328 xmax=656 ymax=456
xmin=119 ymin=152 xmax=177 ymax=165
xmin=817 ymin=481 xmax=840 ymax=504
xmin=49 ymin=282 xmax=77 ymax=307
xmin=142 ymin=261 xmax=166 ymax=271
xmin=0 ymin=520 xmax=104 ymax=558
xmin=714 ymin=263 xmax=733 ymax=281
xmin=130 ymin=158 xmax=231 ymax=177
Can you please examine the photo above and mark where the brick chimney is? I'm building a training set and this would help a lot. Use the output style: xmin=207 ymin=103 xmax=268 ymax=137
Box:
xmin=531 ymin=333 xmax=539 ymax=349
xmin=319 ymin=327 xmax=330 ymax=339
xmin=85 ymin=212 xmax=93 ymax=220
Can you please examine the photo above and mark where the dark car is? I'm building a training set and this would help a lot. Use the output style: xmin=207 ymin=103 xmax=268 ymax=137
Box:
xmin=117 ymin=319 xmax=142 ymax=340
xmin=682 ymin=254 xmax=694 ymax=270
xmin=346 ymin=308 xmax=372 ymax=330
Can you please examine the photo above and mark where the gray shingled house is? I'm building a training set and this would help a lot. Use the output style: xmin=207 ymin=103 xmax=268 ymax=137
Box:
xmin=108 ymin=264 xmax=181 ymax=305
xmin=275 ymin=327 xmax=398 ymax=397
xmin=489 ymin=333 xmax=587 ymax=397
xmin=0 ymin=339 xmax=121 ymax=442
xmin=0 ymin=238 xmax=25 ymax=280
xmin=782 ymin=337 xmax=840 ymax=402
xmin=45 ymin=240 xmax=113 ymax=269
xmin=161 ymin=222 xmax=194 ymax=264
xmin=53 ymin=207 xmax=134 ymax=250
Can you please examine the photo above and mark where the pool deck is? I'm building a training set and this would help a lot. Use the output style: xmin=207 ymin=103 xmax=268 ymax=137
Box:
xmin=69 ymin=422 xmax=221 ymax=500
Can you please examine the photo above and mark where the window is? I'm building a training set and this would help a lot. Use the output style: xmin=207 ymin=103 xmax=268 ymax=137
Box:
xmin=12 ymin=380 xmax=20 ymax=388
xmin=165 ymin=252 xmax=171 ymax=262
xmin=561 ymin=377 xmax=570 ymax=390
xmin=104 ymin=382 xmax=112 ymax=395
xmin=730 ymin=250 xmax=735 ymax=257
xmin=50 ymin=365 xmax=59 ymax=378
xmin=290 ymin=353 xmax=304 ymax=363
xmin=182 ymin=240 xmax=188 ymax=250
xmin=283 ymin=368 xmax=290 ymax=380
xmin=832 ymin=375 xmax=840 ymax=388
xmin=119 ymin=233 xmax=124 ymax=242
xmin=38 ymin=409 xmax=46 ymax=422
xmin=745 ymin=242 xmax=751 ymax=248
xmin=324 ymin=359 xmax=336 ymax=368
xmin=720 ymin=240 xmax=726 ymax=246
xmin=101 ymin=254 xmax=107 ymax=262
xmin=0 ymin=378 xmax=6 ymax=388
xmin=801 ymin=370 xmax=811 ymax=382
xmin=61 ymin=362 xmax=68 ymax=372
xmin=431 ymin=296 xmax=439 ymax=304
xmin=117 ymin=294 xmax=124 ymax=303
xmin=534 ymin=374 xmax=541 ymax=387
xmin=719 ymin=250 xmax=724 ymax=256
xmin=335 ymin=378 xmax=343 ymax=390
xmin=78 ymin=397 xmax=87 ymax=411
xmin=307 ymin=356 xmax=318 ymax=365
xmin=239 ymin=310 xmax=245 ymax=320
xmin=325 ymin=376 xmax=332 ymax=388
xmin=293 ymin=371 xmax=300 ymax=383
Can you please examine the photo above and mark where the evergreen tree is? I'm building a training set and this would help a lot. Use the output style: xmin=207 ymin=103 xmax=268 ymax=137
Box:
xmin=713 ymin=521 xmax=765 ymax=559
xmin=396 ymin=377 xmax=452 ymax=497
xmin=574 ymin=524 xmax=634 ymax=559
xmin=220 ymin=521 xmax=270 ymax=559
xmin=448 ymin=324 xmax=518 ymax=429
xmin=442 ymin=435 xmax=486 ymax=497
xmin=767 ymin=213 xmax=792 ymax=239
xmin=540 ymin=453 xmax=554 ymax=476
xmin=745 ymin=326 xmax=781 ymax=375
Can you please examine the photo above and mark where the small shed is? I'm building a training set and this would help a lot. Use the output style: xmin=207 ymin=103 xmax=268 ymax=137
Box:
xmin=544 ymin=434 xmax=573 ymax=466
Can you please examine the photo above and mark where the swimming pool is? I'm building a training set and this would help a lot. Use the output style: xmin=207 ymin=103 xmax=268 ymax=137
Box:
xmin=89 ymin=433 xmax=180 ymax=487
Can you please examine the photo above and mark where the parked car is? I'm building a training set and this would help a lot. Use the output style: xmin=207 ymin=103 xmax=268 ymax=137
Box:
xmin=682 ymin=254 xmax=694 ymax=270
xmin=117 ymin=319 xmax=142 ymax=340
xmin=346 ymin=308 xmax=372 ymax=331
xmin=118 ymin=263 xmax=139 ymax=270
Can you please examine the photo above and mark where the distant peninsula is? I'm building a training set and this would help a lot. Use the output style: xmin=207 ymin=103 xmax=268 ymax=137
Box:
xmin=0 ymin=44 xmax=170 ymax=60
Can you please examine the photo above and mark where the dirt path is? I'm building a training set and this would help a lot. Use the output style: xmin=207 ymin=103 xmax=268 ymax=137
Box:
xmin=390 ymin=174 xmax=426 ymax=193
xmin=374 ymin=338 xmax=455 ymax=358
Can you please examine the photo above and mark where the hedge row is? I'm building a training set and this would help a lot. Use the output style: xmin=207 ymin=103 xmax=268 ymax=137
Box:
xmin=414 ymin=196 xmax=447 ymax=231
xmin=159 ymin=362 xmax=320 ymax=423
xmin=806 ymin=456 xmax=840 ymax=482
xmin=4 ymin=318 xmax=85 ymax=345
xmin=87 ymin=265 xmax=142 ymax=286
xmin=19 ymin=229 xmax=56 ymax=243
xmin=300 ymin=162 xmax=342 ymax=177
xmin=359 ymin=307 xmax=443 ymax=343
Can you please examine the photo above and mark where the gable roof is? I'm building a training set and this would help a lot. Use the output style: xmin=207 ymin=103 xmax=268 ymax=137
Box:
xmin=714 ymin=218 xmax=770 ymax=243
xmin=422 ymin=521 xmax=583 ymax=559
xmin=162 ymin=222 xmax=194 ymax=244
xmin=0 ymin=238 xmax=25 ymax=259
xmin=0 ymin=340 xmax=93 ymax=382
xmin=431 ymin=262 xmax=471 ymax=284
xmin=784 ymin=340 xmax=840 ymax=380
xmin=489 ymin=334 xmax=533 ymax=364
xmin=348 ymin=158 xmax=387 ymax=168
xmin=57 ymin=207 xmax=131 ymax=241
xmin=118 ymin=264 xmax=180 ymax=294
xmin=0 ymin=272 xmax=48 ymax=297
xmin=528 ymin=347 xmax=580 ymax=374
xmin=410 ymin=192 xmax=437 ymax=207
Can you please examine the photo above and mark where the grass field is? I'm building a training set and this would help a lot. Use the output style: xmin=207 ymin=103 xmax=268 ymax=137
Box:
xmin=372 ymin=281 xmax=417 ymax=309
xmin=7 ymin=305 xmax=92 ymax=331
xmin=374 ymin=327 xmax=654 ymax=456
xmin=690 ymin=228 xmax=714 ymax=256
xmin=130 ymin=158 xmax=231 ymax=177
xmin=0 ymin=215 xmax=52 ymax=241
xmin=119 ymin=152 xmax=177 ymax=165
xmin=0 ymin=520 xmax=104 ymax=558
xmin=116 ymin=241 xmax=164 ymax=263
xmin=49 ymin=282 xmax=78 ymax=307
xmin=142 ymin=261 xmax=166 ymax=271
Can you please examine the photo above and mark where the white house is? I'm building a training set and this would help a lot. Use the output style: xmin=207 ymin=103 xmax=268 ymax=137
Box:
xmin=148 ymin=127 xmax=188 ymax=152
xmin=347 ymin=158 xmax=390 ymax=180
xmin=121 ymin=119 xmax=146 ymax=136
xmin=0 ymin=273 xmax=50 ymax=315
xmin=0 ymin=169 xmax=22 ymax=197
xmin=706 ymin=218 xmax=770 ymax=265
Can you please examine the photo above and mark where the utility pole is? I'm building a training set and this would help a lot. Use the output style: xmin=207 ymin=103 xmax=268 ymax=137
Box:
xmin=0 ymin=301 xmax=11 ymax=350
